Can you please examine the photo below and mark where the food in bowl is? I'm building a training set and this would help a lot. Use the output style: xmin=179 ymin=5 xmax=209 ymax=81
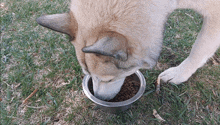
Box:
xmin=88 ymin=73 xmax=140 ymax=102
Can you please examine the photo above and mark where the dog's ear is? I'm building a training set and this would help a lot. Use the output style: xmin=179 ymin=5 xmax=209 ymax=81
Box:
xmin=82 ymin=36 xmax=128 ymax=61
xmin=36 ymin=12 xmax=77 ymax=39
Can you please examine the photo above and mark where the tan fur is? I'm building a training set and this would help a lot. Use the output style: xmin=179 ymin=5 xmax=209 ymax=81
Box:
xmin=37 ymin=0 xmax=220 ymax=100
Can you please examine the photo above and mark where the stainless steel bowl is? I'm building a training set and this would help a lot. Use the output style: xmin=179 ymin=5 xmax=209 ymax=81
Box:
xmin=82 ymin=70 xmax=146 ymax=113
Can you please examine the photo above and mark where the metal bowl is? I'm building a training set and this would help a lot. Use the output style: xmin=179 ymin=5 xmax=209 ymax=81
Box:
xmin=82 ymin=70 xmax=146 ymax=113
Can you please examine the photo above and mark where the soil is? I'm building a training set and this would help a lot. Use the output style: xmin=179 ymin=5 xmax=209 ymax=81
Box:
xmin=88 ymin=74 xmax=140 ymax=102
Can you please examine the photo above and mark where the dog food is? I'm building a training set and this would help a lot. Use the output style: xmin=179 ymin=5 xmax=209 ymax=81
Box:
xmin=88 ymin=74 xmax=140 ymax=102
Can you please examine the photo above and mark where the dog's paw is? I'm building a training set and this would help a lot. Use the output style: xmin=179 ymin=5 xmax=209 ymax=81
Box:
xmin=158 ymin=66 xmax=192 ymax=84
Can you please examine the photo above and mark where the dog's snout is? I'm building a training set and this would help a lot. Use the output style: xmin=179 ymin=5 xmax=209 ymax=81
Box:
xmin=92 ymin=77 xmax=125 ymax=101
xmin=94 ymin=92 xmax=112 ymax=101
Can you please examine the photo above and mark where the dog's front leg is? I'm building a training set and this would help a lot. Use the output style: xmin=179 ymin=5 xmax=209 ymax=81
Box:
xmin=159 ymin=14 xmax=220 ymax=85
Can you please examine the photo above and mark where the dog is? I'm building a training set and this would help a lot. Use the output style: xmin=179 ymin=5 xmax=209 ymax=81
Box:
xmin=36 ymin=0 xmax=220 ymax=100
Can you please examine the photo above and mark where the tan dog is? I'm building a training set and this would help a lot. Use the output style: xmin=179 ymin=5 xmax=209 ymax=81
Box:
xmin=37 ymin=0 xmax=220 ymax=100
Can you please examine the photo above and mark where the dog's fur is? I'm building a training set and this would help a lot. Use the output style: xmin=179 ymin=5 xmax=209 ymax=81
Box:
xmin=37 ymin=0 xmax=220 ymax=100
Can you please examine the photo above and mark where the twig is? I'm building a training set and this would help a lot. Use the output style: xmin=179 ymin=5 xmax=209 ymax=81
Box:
xmin=22 ymin=89 xmax=38 ymax=105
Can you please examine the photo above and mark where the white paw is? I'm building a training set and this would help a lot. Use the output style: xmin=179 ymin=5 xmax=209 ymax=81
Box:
xmin=158 ymin=66 xmax=192 ymax=84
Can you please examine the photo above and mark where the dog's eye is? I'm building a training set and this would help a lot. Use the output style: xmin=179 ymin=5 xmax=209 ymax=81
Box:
xmin=103 ymin=79 xmax=112 ymax=83
xmin=101 ymin=76 xmax=115 ymax=83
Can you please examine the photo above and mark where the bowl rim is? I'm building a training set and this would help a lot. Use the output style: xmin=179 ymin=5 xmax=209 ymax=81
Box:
xmin=82 ymin=70 xmax=146 ymax=107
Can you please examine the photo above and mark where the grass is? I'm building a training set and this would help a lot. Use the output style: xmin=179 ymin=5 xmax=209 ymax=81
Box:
xmin=1 ymin=0 xmax=220 ymax=124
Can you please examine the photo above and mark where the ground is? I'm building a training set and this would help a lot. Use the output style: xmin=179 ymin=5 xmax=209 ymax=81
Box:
xmin=1 ymin=0 xmax=220 ymax=124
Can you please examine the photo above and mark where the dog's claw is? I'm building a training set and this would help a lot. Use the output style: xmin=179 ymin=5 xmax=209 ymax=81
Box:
xmin=156 ymin=85 xmax=160 ymax=94
xmin=155 ymin=76 xmax=161 ymax=94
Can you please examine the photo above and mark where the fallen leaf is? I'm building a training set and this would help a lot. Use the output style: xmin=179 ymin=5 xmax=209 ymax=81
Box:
xmin=153 ymin=109 xmax=166 ymax=122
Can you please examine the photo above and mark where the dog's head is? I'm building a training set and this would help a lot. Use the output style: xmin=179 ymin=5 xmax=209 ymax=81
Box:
xmin=36 ymin=0 xmax=160 ymax=100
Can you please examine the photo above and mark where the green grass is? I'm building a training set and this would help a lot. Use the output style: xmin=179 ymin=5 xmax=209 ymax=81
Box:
xmin=1 ymin=0 xmax=220 ymax=124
